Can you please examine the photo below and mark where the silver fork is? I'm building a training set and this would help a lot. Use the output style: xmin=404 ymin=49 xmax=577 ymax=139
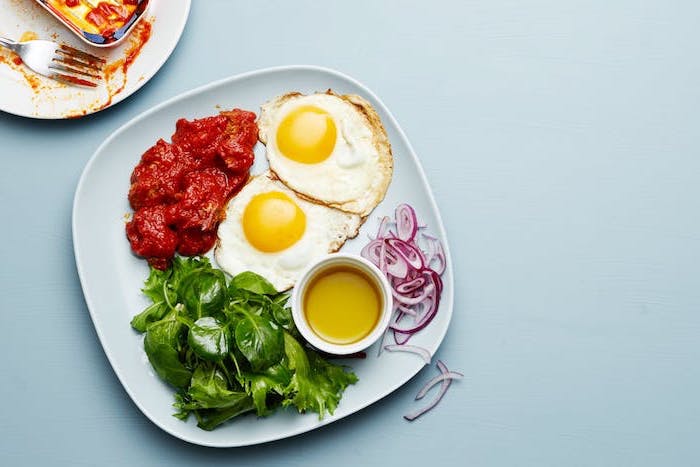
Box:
xmin=0 ymin=37 xmax=106 ymax=87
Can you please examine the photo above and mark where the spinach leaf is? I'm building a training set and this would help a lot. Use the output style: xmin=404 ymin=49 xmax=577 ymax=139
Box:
xmin=232 ymin=304 xmax=284 ymax=372
xmin=230 ymin=271 xmax=278 ymax=295
xmin=179 ymin=268 xmax=227 ymax=320
xmin=282 ymin=332 xmax=358 ymax=419
xmin=268 ymin=296 xmax=297 ymax=335
xmin=188 ymin=317 xmax=229 ymax=362
xmin=143 ymin=311 xmax=191 ymax=389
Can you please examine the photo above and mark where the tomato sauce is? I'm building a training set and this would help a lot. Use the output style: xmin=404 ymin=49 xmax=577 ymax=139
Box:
xmin=126 ymin=109 xmax=258 ymax=269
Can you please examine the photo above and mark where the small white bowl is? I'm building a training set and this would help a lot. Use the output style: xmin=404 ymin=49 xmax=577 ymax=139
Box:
xmin=291 ymin=253 xmax=393 ymax=355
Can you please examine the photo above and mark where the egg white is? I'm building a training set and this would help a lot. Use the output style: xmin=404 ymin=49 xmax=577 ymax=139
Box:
xmin=258 ymin=92 xmax=393 ymax=217
xmin=214 ymin=172 xmax=362 ymax=291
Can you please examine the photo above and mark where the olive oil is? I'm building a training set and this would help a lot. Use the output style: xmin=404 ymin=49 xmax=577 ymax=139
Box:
xmin=303 ymin=266 xmax=382 ymax=345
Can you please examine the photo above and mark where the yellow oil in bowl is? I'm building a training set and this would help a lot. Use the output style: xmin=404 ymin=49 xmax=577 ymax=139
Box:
xmin=303 ymin=265 xmax=382 ymax=345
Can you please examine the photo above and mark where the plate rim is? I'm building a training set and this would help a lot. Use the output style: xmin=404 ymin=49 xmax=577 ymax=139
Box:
xmin=72 ymin=65 xmax=455 ymax=447
xmin=0 ymin=0 xmax=192 ymax=119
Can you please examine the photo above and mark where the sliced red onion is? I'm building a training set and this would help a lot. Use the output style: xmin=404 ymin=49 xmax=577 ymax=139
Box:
xmin=383 ymin=242 xmax=410 ymax=279
xmin=377 ymin=215 xmax=393 ymax=238
xmin=404 ymin=360 xmax=458 ymax=421
xmin=361 ymin=238 xmax=384 ymax=265
xmin=421 ymin=234 xmax=436 ymax=265
xmin=390 ymin=283 xmax=440 ymax=334
xmin=395 ymin=203 xmax=418 ymax=241
xmin=422 ymin=233 xmax=446 ymax=275
xmin=396 ymin=303 xmax=418 ymax=317
xmin=426 ymin=269 xmax=444 ymax=296
xmin=360 ymin=203 xmax=447 ymax=346
xmin=363 ymin=239 xmax=408 ymax=279
xmin=395 ymin=276 xmax=425 ymax=294
xmin=386 ymin=238 xmax=425 ymax=270
xmin=393 ymin=329 xmax=412 ymax=345
xmin=391 ymin=283 xmax=435 ymax=306
xmin=415 ymin=371 xmax=464 ymax=400
xmin=383 ymin=344 xmax=432 ymax=364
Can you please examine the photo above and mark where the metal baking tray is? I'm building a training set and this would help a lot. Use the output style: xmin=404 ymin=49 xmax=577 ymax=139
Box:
xmin=35 ymin=0 xmax=150 ymax=47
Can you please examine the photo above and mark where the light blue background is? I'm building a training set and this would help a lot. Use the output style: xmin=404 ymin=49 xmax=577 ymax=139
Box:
xmin=1 ymin=1 xmax=699 ymax=465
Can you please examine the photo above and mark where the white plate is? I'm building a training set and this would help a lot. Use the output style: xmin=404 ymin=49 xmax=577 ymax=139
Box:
xmin=0 ymin=0 xmax=190 ymax=119
xmin=72 ymin=66 xmax=454 ymax=447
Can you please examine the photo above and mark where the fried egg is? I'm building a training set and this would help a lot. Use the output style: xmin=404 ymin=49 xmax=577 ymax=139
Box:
xmin=214 ymin=172 xmax=362 ymax=291
xmin=258 ymin=91 xmax=393 ymax=217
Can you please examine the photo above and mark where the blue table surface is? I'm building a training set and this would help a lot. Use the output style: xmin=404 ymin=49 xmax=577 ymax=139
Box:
xmin=2 ymin=1 xmax=699 ymax=465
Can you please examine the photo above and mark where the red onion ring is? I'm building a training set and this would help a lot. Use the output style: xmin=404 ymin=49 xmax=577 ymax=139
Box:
xmin=404 ymin=360 xmax=458 ymax=421
xmin=394 ymin=274 xmax=425 ymax=290
xmin=393 ymin=330 xmax=412 ymax=345
xmin=391 ymin=283 xmax=435 ymax=306
xmin=422 ymin=233 xmax=446 ymax=275
xmin=377 ymin=215 xmax=393 ymax=238
xmin=362 ymin=239 xmax=409 ymax=278
xmin=395 ymin=303 xmax=418 ymax=317
xmin=389 ymin=291 xmax=439 ymax=334
xmin=415 ymin=370 xmax=464 ymax=400
xmin=395 ymin=203 xmax=418 ymax=241
xmin=383 ymin=344 xmax=432 ymax=364
xmin=386 ymin=238 xmax=425 ymax=270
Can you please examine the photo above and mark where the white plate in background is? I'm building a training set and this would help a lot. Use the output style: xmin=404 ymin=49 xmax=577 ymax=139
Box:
xmin=0 ymin=0 xmax=190 ymax=119
xmin=72 ymin=66 xmax=454 ymax=447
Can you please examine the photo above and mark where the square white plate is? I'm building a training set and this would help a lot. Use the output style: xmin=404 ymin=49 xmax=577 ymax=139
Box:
xmin=72 ymin=66 xmax=454 ymax=447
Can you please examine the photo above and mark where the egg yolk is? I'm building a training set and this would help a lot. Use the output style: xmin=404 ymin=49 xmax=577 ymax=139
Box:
xmin=276 ymin=106 xmax=337 ymax=164
xmin=242 ymin=191 xmax=306 ymax=252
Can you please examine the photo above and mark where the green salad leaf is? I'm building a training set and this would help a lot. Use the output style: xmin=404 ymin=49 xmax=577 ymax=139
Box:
xmin=131 ymin=257 xmax=358 ymax=430
xmin=239 ymin=362 xmax=293 ymax=416
xmin=188 ymin=317 xmax=230 ymax=362
xmin=231 ymin=304 xmax=284 ymax=372
xmin=143 ymin=310 xmax=191 ymax=389
xmin=282 ymin=332 xmax=359 ymax=419
xmin=230 ymin=271 xmax=278 ymax=295
xmin=179 ymin=268 xmax=227 ymax=320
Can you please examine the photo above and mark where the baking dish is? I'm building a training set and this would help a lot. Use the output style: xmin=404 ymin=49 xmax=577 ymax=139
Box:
xmin=35 ymin=0 xmax=150 ymax=47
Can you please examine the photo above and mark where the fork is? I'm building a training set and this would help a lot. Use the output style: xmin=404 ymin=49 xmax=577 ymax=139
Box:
xmin=0 ymin=37 xmax=106 ymax=87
